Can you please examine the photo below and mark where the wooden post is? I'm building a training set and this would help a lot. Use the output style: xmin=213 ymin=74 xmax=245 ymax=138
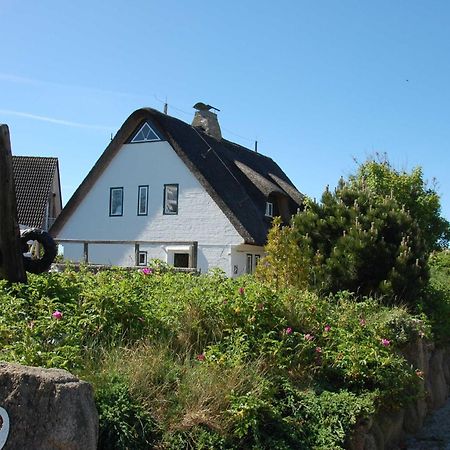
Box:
xmin=0 ymin=124 xmax=27 ymax=283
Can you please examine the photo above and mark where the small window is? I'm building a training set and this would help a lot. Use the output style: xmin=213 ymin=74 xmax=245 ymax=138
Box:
xmin=137 ymin=185 xmax=149 ymax=216
xmin=131 ymin=122 xmax=160 ymax=143
xmin=246 ymin=254 xmax=253 ymax=274
xmin=109 ymin=187 xmax=123 ymax=216
xmin=265 ymin=201 xmax=273 ymax=217
xmin=137 ymin=251 xmax=147 ymax=266
xmin=174 ymin=253 xmax=189 ymax=268
xmin=255 ymin=255 xmax=261 ymax=267
xmin=164 ymin=184 xmax=179 ymax=215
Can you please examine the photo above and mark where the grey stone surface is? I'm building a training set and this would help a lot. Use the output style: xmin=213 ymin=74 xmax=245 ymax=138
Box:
xmin=0 ymin=362 xmax=98 ymax=450
xmin=405 ymin=396 xmax=450 ymax=449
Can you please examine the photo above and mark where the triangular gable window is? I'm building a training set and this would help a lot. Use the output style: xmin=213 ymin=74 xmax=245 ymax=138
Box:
xmin=131 ymin=122 xmax=161 ymax=143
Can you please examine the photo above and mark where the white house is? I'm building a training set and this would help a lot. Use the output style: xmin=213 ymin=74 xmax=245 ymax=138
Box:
xmin=50 ymin=106 xmax=303 ymax=277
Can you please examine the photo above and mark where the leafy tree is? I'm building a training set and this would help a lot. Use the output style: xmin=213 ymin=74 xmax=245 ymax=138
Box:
xmin=351 ymin=156 xmax=450 ymax=250
xmin=292 ymin=180 xmax=428 ymax=304
xmin=255 ymin=217 xmax=310 ymax=291
xmin=259 ymin=160 xmax=443 ymax=305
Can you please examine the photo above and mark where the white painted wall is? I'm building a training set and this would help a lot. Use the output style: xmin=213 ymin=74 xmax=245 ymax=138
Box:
xmin=230 ymin=244 xmax=265 ymax=276
xmin=57 ymin=140 xmax=246 ymax=275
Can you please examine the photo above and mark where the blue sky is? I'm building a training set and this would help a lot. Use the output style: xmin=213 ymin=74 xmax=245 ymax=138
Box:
xmin=2 ymin=1 xmax=450 ymax=220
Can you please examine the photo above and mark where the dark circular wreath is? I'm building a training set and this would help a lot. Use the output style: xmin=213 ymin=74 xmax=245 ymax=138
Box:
xmin=20 ymin=228 xmax=57 ymax=274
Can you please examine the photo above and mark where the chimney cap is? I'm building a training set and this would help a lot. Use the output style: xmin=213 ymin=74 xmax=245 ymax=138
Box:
xmin=193 ymin=102 xmax=220 ymax=112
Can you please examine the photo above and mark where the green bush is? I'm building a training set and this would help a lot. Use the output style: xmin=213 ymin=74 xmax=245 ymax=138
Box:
xmin=257 ymin=159 xmax=450 ymax=307
xmin=418 ymin=251 xmax=450 ymax=344
xmin=94 ymin=374 xmax=158 ymax=450
xmin=0 ymin=268 xmax=433 ymax=448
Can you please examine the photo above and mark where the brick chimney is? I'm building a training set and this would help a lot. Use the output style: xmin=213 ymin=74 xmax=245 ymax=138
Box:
xmin=192 ymin=103 xmax=222 ymax=140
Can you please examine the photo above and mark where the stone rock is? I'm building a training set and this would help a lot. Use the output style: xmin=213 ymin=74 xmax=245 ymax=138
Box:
xmin=363 ymin=433 xmax=378 ymax=450
xmin=442 ymin=348 xmax=450 ymax=386
xmin=368 ymin=421 xmax=385 ymax=450
xmin=376 ymin=409 xmax=405 ymax=447
xmin=0 ymin=362 xmax=98 ymax=450
xmin=403 ymin=402 xmax=425 ymax=434
xmin=426 ymin=350 xmax=448 ymax=410
xmin=348 ymin=426 xmax=367 ymax=450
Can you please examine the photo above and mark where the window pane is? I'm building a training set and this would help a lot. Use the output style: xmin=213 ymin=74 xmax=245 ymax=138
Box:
xmin=138 ymin=186 xmax=148 ymax=215
xmin=174 ymin=253 xmax=189 ymax=268
xmin=164 ymin=185 xmax=178 ymax=214
xmin=131 ymin=122 xmax=160 ymax=143
xmin=110 ymin=188 xmax=123 ymax=216
xmin=138 ymin=251 xmax=147 ymax=266
xmin=246 ymin=254 xmax=253 ymax=274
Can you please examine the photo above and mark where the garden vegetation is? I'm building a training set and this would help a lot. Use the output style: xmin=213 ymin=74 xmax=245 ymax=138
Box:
xmin=0 ymin=158 xmax=448 ymax=449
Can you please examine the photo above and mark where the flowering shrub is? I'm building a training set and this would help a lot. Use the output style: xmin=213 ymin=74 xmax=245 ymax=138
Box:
xmin=0 ymin=268 xmax=433 ymax=449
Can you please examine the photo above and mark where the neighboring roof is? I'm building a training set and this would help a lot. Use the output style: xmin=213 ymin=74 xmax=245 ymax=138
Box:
xmin=51 ymin=108 xmax=304 ymax=245
xmin=12 ymin=156 xmax=60 ymax=228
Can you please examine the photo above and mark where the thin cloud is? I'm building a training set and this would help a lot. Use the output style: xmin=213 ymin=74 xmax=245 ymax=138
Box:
xmin=0 ymin=72 xmax=139 ymax=98
xmin=0 ymin=73 xmax=38 ymax=84
xmin=0 ymin=109 xmax=113 ymax=130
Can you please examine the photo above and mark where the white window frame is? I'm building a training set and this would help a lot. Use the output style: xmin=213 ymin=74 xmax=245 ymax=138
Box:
xmin=137 ymin=251 xmax=147 ymax=266
xmin=137 ymin=185 xmax=149 ymax=216
xmin=165 ymin=245 xmax=192 ymax=268
xmin=109 ymin=187 xmax=124 ymax=217
xmin=265 ymin=201 xmax=273 ymax=217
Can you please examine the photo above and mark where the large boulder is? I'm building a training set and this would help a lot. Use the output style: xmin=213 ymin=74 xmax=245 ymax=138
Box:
xmin=0 ymin=362 xmax=98 ymax=450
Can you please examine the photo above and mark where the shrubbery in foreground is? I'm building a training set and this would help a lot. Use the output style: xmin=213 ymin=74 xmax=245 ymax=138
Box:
xmin=0 ymin=266 xmax=436 ymax=449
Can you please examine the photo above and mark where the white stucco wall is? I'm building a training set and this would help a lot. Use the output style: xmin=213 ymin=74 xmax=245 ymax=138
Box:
xmin=230 ymin=244 xmax=265 ymax=276
xmin=57 ymin=139 xmax=246 ymax=275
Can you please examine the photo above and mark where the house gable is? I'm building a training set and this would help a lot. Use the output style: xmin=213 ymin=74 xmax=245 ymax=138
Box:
xmin=56 ymin=139 xmax=244 ymax=247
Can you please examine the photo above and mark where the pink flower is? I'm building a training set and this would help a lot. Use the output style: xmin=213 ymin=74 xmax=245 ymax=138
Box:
xmin=285 ymin=327 xmax=292 ymax=335
xmin=196 ymin=353 xmax=205 ymax=361
xmin=315 ymin=347 xmax=322 ymax=353
xmin=52 ymin=310 xmax=63 ymax=320
xmin=141 ymin=267 xmax=153 ymax=275
xmin=360 ymin=318 xmax=366 ymax=327
xmin=304 ymin=333 xmax=314 ymax=341
xmin=324 ymin=325 xmax=331 ymax=332
xmin=239 ymin=287 xmax=245 ymax=295
xmin=381 ymin=338 xmax=391 ymax=347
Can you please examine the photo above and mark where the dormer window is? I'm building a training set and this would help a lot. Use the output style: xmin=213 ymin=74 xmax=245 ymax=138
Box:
xmin=265 ymin=201 xmax=273 ymax=217
xmin=131 ymin=122 xmax=161 ymax=143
